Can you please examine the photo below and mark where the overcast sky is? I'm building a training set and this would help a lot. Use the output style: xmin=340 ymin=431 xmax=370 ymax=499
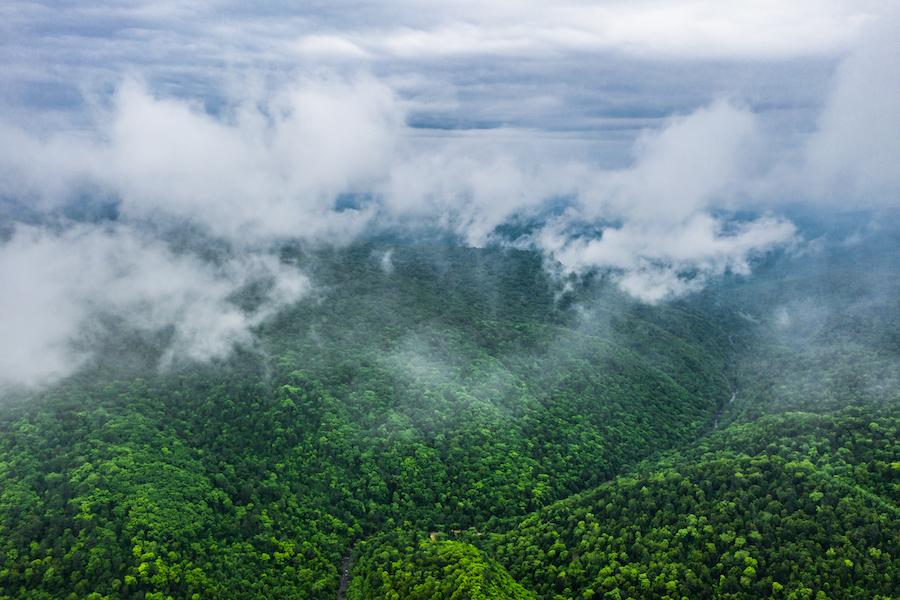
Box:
xmin=1 ymin=2 xmax=882 ymax=139
xmin=1 ymin=1 xmax=898 ymax=387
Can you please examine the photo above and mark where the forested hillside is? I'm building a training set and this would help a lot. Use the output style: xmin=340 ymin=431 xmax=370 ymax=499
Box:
xmin=1 ymin=237 xmax=898 ymax=599
xmin=488 ymin=408 xmax=898 ymax=599
xmin=349 ymin=409 xmax=897 ymax=599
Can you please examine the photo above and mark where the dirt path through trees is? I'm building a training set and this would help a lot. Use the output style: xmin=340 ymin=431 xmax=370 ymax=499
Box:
xmin=336 ymin=550 xmax=352 ymax=600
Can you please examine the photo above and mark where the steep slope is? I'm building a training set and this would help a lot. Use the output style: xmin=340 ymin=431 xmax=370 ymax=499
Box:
xmin=489 ymin=409 xmax=898 ymax=599
xmin=346 ymin=409 xmax=897 ymax=599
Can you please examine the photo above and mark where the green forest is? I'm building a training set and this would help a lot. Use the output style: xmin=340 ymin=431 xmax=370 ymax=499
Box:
xmin=0 ymin=241 xmax=898 ymax=599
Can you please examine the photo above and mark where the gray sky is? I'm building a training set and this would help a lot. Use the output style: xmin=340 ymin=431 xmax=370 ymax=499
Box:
xmin=0 ymin=1 xmax=877 ymax=140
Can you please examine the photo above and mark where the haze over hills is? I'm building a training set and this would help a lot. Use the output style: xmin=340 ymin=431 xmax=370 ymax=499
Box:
xmin=1 ymin=2 xmax=899 ymax=599
xmin=1 ymin=221 xmax=897 ymax=599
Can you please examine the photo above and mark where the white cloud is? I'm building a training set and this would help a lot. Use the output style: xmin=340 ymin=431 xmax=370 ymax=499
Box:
xmin=806 ymin=10 xmax=900 ymax=201
xmin=383 ymin=141 xmax=577 ymax=246
xmin=539 ymin=215 xmax=796 ymax=302
xmin=531 ymin=102 xmax=796 ymax=302
xmin=348 ymin=0 xmax=873 ymax=61
xmin=0 ymin=76 xmax=402 ymax=388
xmin=0 ymin=76 xmax=402 ymax=243
xmin=379 ymin=98 xmax=795 ymax=302
xmin=0 ymin=224 xmax=308 ymax=388
xmin=0 ymin=75 xmax=814 ymax=312
xmin=106 ymin=77 xmax=401 ymax=242
xmin=581 ymin=100 xmax=761 ymax=221
xmin=379 ymin=248 xmax=395 ymax=274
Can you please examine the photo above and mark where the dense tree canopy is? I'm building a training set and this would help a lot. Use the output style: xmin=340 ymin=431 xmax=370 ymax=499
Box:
xmin=0 ymin=242 xmax=897 ymax=599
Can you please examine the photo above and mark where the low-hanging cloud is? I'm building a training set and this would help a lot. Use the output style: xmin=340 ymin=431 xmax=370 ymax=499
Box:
xmin=0 ymin=80 xmax=803 ymax=317
xmin=530 ymin=100 xmax=797 ymax=302
xmin=0 ymin=76 xmax=403 ymax=388
xmin=1 ymin=76 xmax=401 ymax=243
xmin=382 ymin=136 xmax=583 ymax=246
xmin=0 ymin=76 xmax=402 ymax=389
xmin=805 ymin=9 xmax=900 ymax=201
xmin=0 ymin=224 xmax=308 ymax=388
xmin=538 ymin=214 xmax=796 ymax=302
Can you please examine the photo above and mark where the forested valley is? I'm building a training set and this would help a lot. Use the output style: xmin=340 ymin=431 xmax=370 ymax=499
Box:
xmin=1 ymin=220 xmax=897 ymax=599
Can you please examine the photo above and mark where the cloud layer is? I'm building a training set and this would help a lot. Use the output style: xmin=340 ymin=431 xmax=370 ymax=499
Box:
xmin=0 ymin=224 xmax=308 ymax=387
xmin=0 ymin=76 xmax=817 ymax=312
xmin=805 ymin=9 xmax=900 ymax=201
xmin=1 ymin=0 xmax=880 ymax=139
xmin=1 ymin=2 xmax=898 ymax=387
xmin=1 ymin=77 xmax=400 ymax=242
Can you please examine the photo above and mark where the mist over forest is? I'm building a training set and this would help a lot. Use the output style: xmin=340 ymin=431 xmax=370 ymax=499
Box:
xmin=1 ymin=2 xmax=898 ymax=599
